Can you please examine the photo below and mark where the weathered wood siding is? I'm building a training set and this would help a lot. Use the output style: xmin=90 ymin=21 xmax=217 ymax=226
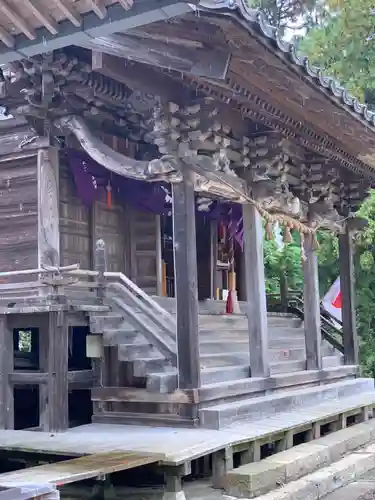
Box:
xmin=59 ymin=159 xmax=91 ymax=268
xmin=92 ymin=190 xmax=127 ymax=272
xmin=128 ymin=208 xmax=161 ymax=295
xmin=0 ymin=153 xmax=38 ymax=273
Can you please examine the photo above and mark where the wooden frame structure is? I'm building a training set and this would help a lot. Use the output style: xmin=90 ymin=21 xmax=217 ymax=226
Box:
xmin=0 ymin=0 xmax=372 ymax=430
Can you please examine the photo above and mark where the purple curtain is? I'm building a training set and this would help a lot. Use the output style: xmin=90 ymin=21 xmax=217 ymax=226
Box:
xmin=66 ymin=149 xmax=244 ymax=248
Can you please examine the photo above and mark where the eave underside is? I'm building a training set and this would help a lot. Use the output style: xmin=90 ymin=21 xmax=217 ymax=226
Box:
xmin=0 ymin=11 xmax=373 ymax=225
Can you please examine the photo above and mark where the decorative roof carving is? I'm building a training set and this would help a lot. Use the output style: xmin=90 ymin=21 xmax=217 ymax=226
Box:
xmin=197 ymin=0 xmax=375 ymax=129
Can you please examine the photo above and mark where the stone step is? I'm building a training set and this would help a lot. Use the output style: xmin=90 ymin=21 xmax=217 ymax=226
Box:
xmin=230 ymin=442 xmax=375 ymax=500
xmin=321 ymin=481 xmax=375 ymax=500
xmin=200 ymin=378 xmax=374 ymax=429
xmin=224 ymin=419 xmax=375 ymax=498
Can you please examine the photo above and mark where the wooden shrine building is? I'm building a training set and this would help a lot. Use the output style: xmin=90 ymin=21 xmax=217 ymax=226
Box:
xmin=0 ymin=0 xmax=373 ymax=433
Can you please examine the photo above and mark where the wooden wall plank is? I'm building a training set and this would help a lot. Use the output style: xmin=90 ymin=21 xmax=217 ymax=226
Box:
xmin=59 ymin=158 xmax=90 ymax=268
xmin=128 ymin=206 xmax=161 ymax=295
xmin=0 ymin=154 xmax=38 ymax=274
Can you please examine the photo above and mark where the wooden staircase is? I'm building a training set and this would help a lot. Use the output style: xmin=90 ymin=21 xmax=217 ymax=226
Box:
xmin=88 ymin=280 xmax=346 ymax=426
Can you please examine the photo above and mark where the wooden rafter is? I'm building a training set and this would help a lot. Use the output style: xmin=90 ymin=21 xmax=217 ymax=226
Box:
xmin=0 ymin=0 xmax=36 ymax=40
xmin=90 ymin=0 xmax=107 ymax=19
xmin=0 ymin=25 xmax=14 ymax=48
xmin=53 ymin=0 xmax=82 ymax=27
xmin=118 ymin=0 xmax=134 ymax=10
xmin=23 ymin=0 xmax=59 ymax=35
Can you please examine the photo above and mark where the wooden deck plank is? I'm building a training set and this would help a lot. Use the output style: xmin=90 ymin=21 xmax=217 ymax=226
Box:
xmin=0 ymin=391 xmax=373 ymax=467
xmin=0 ymin=451 xmax=164 ymax=487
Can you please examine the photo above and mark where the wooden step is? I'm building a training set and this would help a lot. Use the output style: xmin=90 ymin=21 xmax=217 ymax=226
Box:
xmin=200 ymin=379 xmax=374 ymax=429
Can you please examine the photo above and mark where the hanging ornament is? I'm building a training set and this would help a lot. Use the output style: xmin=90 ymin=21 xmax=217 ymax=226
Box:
xmin=265 ymin=221 xmax=274 ymax=240
xmin=106 ymin=179 xmax=112 ymax=209
xmin=283 ymin=224 xmax=293 ymax=243
xmin=219 ymin=221 xmax=226 ymax=243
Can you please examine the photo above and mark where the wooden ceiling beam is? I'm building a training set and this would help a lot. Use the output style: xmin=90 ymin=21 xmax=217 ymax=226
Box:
xmin=90 ymin=0 xmax=107 ymax=19
xmin=0 ymin=25 xmax=14 ymax=48
xmin=84 ymin=32 xmax=231 ymax=80
xmin=54 ymin=0 xmax=82 ymax=27
xmin=117 ymin=0 xmax=134 ymax=10
xmin=23 ymin=0 xmax=59 ymax=35
xmin=0 ymin=0 xmax=36 ymax=40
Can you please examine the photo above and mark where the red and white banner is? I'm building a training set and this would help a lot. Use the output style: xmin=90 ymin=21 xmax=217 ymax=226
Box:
xmin=322 ymin=277 xmax=342 ymax=324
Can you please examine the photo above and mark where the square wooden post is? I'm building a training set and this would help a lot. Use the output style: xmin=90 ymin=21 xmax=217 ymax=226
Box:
xmin=39 ymin=311 xmax=69 ymax=432
xmin=172 ymin=173 xmax=201 ymax=390
xmin=37 ymin=148 xmax=60 ymax=268
xmin=302 ymin=234 xmax=322 ymax=370
xmin=0 ymin=315 xmax=14 ymax=429
xmin=243 ymin=204 xmax=270 ymax=378
xmin=339 ymin=223 xmax=358 ymax=365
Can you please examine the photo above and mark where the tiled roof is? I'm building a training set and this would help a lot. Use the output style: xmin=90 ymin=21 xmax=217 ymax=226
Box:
xmin=197 ymin=0 xmax=375 ymax=128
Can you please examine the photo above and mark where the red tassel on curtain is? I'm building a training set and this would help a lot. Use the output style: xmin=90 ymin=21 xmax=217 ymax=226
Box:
xmin=219 ymin=221 xmax=226 ymax=243
xmin=106 ymin=180 xmax=112 ymax=209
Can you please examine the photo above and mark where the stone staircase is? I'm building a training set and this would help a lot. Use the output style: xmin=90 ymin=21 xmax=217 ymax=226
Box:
xmin=220 ymin=408 xmax=375 ymax=500
xmin=89 ymin=296 xmax=342 ymax=395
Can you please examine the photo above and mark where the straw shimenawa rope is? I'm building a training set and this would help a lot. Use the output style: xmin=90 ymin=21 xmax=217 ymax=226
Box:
xmin=208 ymin=169 xmax=320 ymax=248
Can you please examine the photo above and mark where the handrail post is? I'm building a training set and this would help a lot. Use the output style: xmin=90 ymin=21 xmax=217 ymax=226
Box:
xmin=95 ymin=239 xmax=107 ymax=303
xmin=279 ymin=270 xmax=288 ymax=312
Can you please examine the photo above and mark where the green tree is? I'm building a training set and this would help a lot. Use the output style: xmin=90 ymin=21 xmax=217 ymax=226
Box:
xmin=248 ymin=0 xmax=324 ymax=32
xmin=298 ymin=0 xmax=375 ymax=102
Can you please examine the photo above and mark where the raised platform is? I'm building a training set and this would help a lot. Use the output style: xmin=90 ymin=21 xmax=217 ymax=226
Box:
xmin=0 ymin=379 xmax=374 ymax=468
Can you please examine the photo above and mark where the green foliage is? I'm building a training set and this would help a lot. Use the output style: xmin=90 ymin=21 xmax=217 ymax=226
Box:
xmin=298 ymin=0 xmax=375 ymax=102
xmin=264 ymin=230 xmax=303 ymax=293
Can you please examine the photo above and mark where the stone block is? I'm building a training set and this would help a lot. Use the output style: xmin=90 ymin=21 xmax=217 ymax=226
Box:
xmin=266 ymin=443 xmax=331 ymax=482
xmin=224 ymin=460 xmax=286 ymax=498
xmin=323 ymin=482 xmax=375 ymax=500
xmin=318 ymin=421 xmax=375 ymax=461
xmin=306 ymin=451 xmax=375 ymax=498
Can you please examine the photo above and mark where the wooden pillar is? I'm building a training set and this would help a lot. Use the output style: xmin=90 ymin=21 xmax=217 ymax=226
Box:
xmin=37 ymin=148 xmax=60 ymax=268
xmin=243 ymin=204 xmax=269 ymax=378
xmin=302 ymin=234 xmax=322 ymax=370
xmin=0 ymin=315 xmax=14 ymax=429
xmin=339 ymin=224 xmax=358 ymax=365
xmin=39 ymin=311 xmax=69 ymax=432
xmin=172 ymin=173 xmax=200 ymax=389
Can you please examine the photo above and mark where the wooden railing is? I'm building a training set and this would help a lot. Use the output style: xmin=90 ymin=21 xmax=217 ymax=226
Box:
xmin=0 ymin=241 xmax=178 ymax=366
xmin=267 ymin=289 xmax=344 ymax=354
